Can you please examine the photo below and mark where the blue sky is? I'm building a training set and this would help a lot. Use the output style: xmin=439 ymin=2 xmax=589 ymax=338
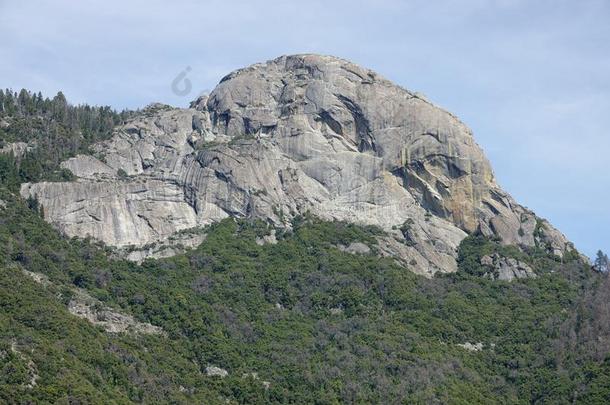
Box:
xmin=0 ymin=0 xmax=607 ymax=258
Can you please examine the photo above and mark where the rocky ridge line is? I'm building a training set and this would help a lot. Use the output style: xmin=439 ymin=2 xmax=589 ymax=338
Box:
xmin=20 ymin=54 xmax=575 ymax=275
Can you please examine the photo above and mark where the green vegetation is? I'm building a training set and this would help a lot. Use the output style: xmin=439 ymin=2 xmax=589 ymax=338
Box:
xmin=594 ymin=250 xmax=609 ymax=273
xmin=1 ymin=89 xmax=609 ymax=403
xmin=0 ymin=185 xmax=609 ymax=404
xmin=456 ymin=234 xmax=560 ymax=277
xmin=0 ymin=88 xmax=133 ymax=190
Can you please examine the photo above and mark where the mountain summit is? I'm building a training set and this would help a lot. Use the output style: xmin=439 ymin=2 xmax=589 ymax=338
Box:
xmin=21 ymin=54 xmax=574 ymax=274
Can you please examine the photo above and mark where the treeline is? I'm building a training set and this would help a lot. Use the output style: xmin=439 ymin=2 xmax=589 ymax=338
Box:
xmin=0 ymin=89 xmax=134 ymax=189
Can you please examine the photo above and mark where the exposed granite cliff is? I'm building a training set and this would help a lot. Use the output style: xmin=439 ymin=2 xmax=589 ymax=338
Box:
xmin=20 ymin=55 xmax=574 ymax=275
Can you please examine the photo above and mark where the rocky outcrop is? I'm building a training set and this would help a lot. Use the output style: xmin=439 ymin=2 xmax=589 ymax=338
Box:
xmin=21 ymin=268 xmax=164 ymax=334
xmin=0 ymin=141 xmax=32 ymax=158
xmin=480 ymin=253 xmax=536 ymax=281
xmin=205 ymin=366 xmax=228 ymax=377
xmin=457 ymin=342 xmax=484 ymax=352
xmin=338 ymin=242 xmax=371 ymax=255
xmin=21 ymin=54 xmax=574 ymax=275
xmin=123 ymin=232 xmax=206 ymax=263
xmin=255 ymin=230 xmax=277 ymax=246
xmin=67 ymin=289 xmax=165 ymax=335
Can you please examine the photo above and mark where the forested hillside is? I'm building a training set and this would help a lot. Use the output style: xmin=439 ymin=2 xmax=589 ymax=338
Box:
xmin=1 ymin=90 xmax=610 ymax=404
xmin=0 ymin=89 xmax=133 ymax=189
xmin=1 ymin=186 xmax=610 ymax=404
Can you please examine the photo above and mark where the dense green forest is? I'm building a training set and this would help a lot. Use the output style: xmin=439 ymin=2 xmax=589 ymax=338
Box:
xmin=1 ymin=90 xmax=610 ymax=404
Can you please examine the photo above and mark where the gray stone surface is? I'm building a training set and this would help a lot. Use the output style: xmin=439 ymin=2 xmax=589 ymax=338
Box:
xmin=205 ymin=366 xmax=228 ymax=378
xmin=457 ymin=342 xmax=484 ymax=352
xmin=0 ymin=141 xmax=32 ymax=158
xmin=123 ymin=232 xmax=207 ymax=263
xmin=480 ymin=253 xmax=536 ymax=281
xmin=61 ymin=155 xmax=116 ymax=180
xmin=338 ymin=242 xmax=371 ymax=255
xmin=20 ymin=54 xmax=574 ymax=275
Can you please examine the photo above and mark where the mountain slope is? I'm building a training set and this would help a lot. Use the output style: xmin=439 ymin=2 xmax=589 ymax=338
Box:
xmin=19 ymin=55 xmax=575 ymax=274
xmin=2 ymin=57 xmax=607 ymax=404
xmin=1 ymin=187 xmax=609 ymax=404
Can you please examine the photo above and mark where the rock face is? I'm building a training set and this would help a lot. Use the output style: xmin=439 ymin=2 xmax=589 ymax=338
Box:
xmin=480 ymin=254 xmax=536 ymax=281
xmin=21 ymin=54 xmax=574 ymax=275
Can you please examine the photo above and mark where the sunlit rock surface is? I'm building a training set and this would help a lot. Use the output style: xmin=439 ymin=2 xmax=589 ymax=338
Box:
xmin=21 ymin=54 xmax=573 ymax=275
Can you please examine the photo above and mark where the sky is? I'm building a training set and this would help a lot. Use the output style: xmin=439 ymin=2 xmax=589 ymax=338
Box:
xmin=0 ymin=0 xmax=608 ymax=258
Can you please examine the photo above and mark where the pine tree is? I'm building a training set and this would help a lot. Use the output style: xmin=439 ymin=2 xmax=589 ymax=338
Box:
xmin=52 ymin=91 xmax=68 ymax=122
xmin=594 ymin=250 xmax=609 ymax=272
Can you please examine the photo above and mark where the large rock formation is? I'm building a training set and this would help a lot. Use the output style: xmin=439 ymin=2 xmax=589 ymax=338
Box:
xmin=21 ymin=54 xmax=574 ymax=275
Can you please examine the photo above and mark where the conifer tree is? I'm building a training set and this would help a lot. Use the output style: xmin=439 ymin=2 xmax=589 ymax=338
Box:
xmin=594 ymin=250 xmax=609 ymax=272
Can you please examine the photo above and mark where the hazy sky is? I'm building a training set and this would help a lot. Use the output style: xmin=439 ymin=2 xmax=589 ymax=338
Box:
xmin=1 ymin=0 xmax=608 ymax=258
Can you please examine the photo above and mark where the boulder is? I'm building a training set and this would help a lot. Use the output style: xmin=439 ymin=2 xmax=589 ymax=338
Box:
xmin=205 ymin=366 xmax=228 ymax=377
